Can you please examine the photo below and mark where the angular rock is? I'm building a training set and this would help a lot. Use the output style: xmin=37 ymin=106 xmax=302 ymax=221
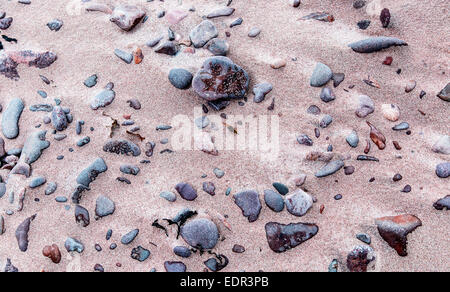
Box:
xmin=51 ymin=106 xmax=68 ymax=131
xmin=110 ymin=5 xmax=146 ymax=31
xmin=131 ymin=246 xmax=150 ymax=262
xmin=437 ymin=83 xmax=450 ymax=102
xmin=285 ymin=189 xmax=313 ymax=216
xmin=0 ymin=17 xmax=13 ymax=30
xmin=47 ymin=19 xmax=63 ymax=31
xmin=320 ymin=87 xmax=335 ymax=102
xmin=233 ymin=190 xmax=262 ymax=222
xmin=432 ymin=135 xmax=450 ymax=155
xmin=265 ymin=222 xmax=318 ymax=253
xmin=154 ymin=41 xmax=179 ymax=56
xmin=114 ymin=49 xmax=133 ymax=64
xmin=95 ymin=195 xmax=115 ymax=218
xmin=355 ymin=95 xmax=375 ymax=118
xmin=65 ymin=237 xmax=84 ymax=253
xmin=253 ymin=82 xmax=273 ymax=103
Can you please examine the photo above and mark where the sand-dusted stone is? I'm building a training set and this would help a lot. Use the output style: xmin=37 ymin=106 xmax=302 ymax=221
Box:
xmin=1 ymin=98 xmax=24 ymax=139
xmin=91 ymin=84 xmax=115 ymax=110
xmin=205 ymin=38 xmax=229 ymax=56
xmin=16 ymin=130 xmax=50 ymax=165
xmin=164 ymin=261 xmax=186 ymax=272
xmin=253 ymin=82 xmax=273 ymax=103
xmin=71 ymin=157 xmax=108 ymax=204
xmin=432 ymin=135 xmax=450 ymax=155
xmin=346 ymin=130 xmax=359 ymax=148
xmin=166 ymin=10 xmax=188 ymax=25
xmin=110 ymin=5 xmax=146 ymax=31
xmin=355 ymin=95 xmax=374 ymax=118
xmin=103 ymin=140 xmax=141 ymax=156
xmin=315 ymin=160 xmax=344 ymax=177
xmin=433 ymin=195 xmax=450 ymax=210
xmin=233 ymin=190 xmax=262 ymax=222
xmin=310 ymin=62 xmax=332 ymax=87
xmin=435 ymin=162 xmax=450 ymax=178
xmin=193 ymin=56 xmax=250 ymax=101
xmin=65 ymin=237 xmax=84 ymax=253
xmin=207 ymin=7 xmax=235 ymax=18
xmin=285 ymin=189 xmax=313 ymax=216
xmin=264 ymin=190 xmax=284 ymax=212
xmin=348 ymin=37 xmax=407 ymax=53
xmin=265 ymin=222 xmax=318 ymax=253
xmin=375 ymin=214 xmax=422 ymax=256
xmin=51 ymin=106 xmax=68 ymax=131
xmin=189 ymin=20 xmax=218 ymax=48
xmin=437 ymin=83 xmax=450 ymax=102
xmin=347 ymin=245 xmax=376 ymax=272
xmin=180 ymin=218 xmax=219 ymax=250
xmin=95 ymin=195 xmax=115 ymax=218
xmin=121 ymin=229 xmax=139 ymax=245
xmin=15 ymin=214 xmax=36 ymax=252
xmin=175 ymin=182 xmax=197 ymax=201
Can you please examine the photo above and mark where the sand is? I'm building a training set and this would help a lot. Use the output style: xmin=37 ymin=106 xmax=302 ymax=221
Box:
xmin=0 ymin=0 xmax=449 ymax=272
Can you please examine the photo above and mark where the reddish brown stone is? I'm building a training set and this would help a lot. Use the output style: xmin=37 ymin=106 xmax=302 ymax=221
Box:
xmin=265 ymin=222 xmax=318 ymax=253
xmin=43 ymin=244 xmax=61 ymax=264
xmin=347 ymin=245 xmax=376 ymax=272
xmin=367 ymin=121 xmax=386 ymax=150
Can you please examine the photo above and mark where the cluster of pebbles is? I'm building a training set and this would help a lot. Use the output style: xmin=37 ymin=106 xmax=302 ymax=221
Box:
xmin=0 ymin=0 xmax=448 ymax=273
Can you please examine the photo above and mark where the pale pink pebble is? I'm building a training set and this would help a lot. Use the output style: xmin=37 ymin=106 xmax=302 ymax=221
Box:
xmin=184 ymin=47 xmax=195 ymax=54
xmin=167 ymin=10 xmax=188 ymax=25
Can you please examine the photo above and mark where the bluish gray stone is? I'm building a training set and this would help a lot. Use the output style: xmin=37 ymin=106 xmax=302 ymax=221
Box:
xmin=45 ymin=182 xmax=57 ymax=195
xmin=392 ymin=122 xmax=409 ymax=131
xmin=315 ymin=160 xmax=345 ymax=177
xmin=346 ymin=130 xmax=359 ymax=148
xmin=205 ymin=38 xmax=229 ymax=56
xmin=320 ymin=87 xmax=336 ymax=102
xmin=160 ymin=191 xmax=176 ymax=202
xmin=195 ymin=116 xmax=210 ymax=129
xmin=47 ymin=19 xmax=63 ymax=31
xmin=131 ymin=246 xmax=150 ymax=262
xmin=55 ymin=196 xmax=68 ymax=203
xmin=320 ymin=114 xmax=333 ymax=128
xmin=2 ymin=98 xmax=24 ymax=139
xmin=164 ymin=261 xmax=186 ymax=272
xmin=29 ymin=176 xmax=46 ymax=188
xmin=436 ymin=162 xmax=450 ymax=178
xmin=29 ymin=104 xmax=53 ymax=112
xmin=168 ymin=68 xmax=193 ymax=90
xmin=207 ymin=7 xmax=235 ymax=18
xmin=175 ymin=182 xmax=197 ymax=201
xmin=233 ymin=190 xmax=262 ymax=222
xmin=119 ymin=164 xmax=140 ymax=175
xmin=348 ymin=37 xmax=407 ymax=53
xmin=248 ymin=27 xmax=261 ymax=37
xmin=285 ymin=189 xmax=313 ymax=216
xmin=0 ymin=183 xmax=6 ymax=198
xmin=76 ymin=158 xmax=108 ymax=187
xmin=91 ymin=85 xmax=116 ymax=110
xmin=121 ymin=229 xmax=139 ymax=245
xmin=18 ymin=130 xmax=50 ymax=164
xmin=76 ymin=136 xmax=90 ymax=147
xmin=230 ymin=17 xmax=243 ymax=27
xmin=114 ymin=49 xmax=133 ymax=64
xmin=84 ymin=74 xmax=98 ymax=88
xmin=189 ymin=20 xmax=218 ymax=48
xmin=65 ymin=237 xmax=84 ymax=253
xmin=253 ymin=82 xmax=273 ymax=103
xmin=51 ymin=106 xmax=68 ymax=131
xmin=310 ymin=63 xmax=332 ymax=87
xmin=95 ymin=195 xmax=115 ymax=218
xmin=264 ymin=190 xmax=284 ymax=212
xmin=213 ymin=168 xmax=225 ymax=178
xmin=173 ymin=246 xmax=192 ymax=258
xmin=356 ymin=233 xmax=371 ymax=244
xmin=180 ymin=218 xmax=219 ymax=249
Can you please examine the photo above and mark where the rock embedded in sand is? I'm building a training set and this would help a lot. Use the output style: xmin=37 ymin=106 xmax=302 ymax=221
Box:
xmin=0 ymin=216 xmax=4 ymax=235
xmin=91 ymin=83 xmax=115 ymax=110
xmin=174 ymin=246 xmax=192 ymax=258
xmin=347 ymin=245 xmax=376 ymax=272
xmin=265 ymin=222 xmax=319 ymax=253
xmin=297 ymin=134 xmax=313 ymax=146
xmin=315 ymin=160 xmax=344 ymax=178
xmin=230 ymin=17 xmax=243 ymax=27
xmin=71 ymin=157 xmax=108 ymax=204
xmin=285 ymin=189 xmax=313 ymax=216
xmin=103 ymin=139 xmax=141 ymax=156
xmin=168 ymin=68 xmax=193 ymax=90
xmin=119 ymin=164 xmax=140 ymax=175
xmin=175 ymin=182 xmax=198 ymax=201
xmin=433 ymin=195 xmax=450 ymax=210
xmin=270 ymin=58 xmax=287 ymax=69
xmin=192 ymin=56 xmax=250 ymax=101
xmin=154 ymin=41 xmax=179 ymax=56
xmin=202 ymin=182 xmax=216 ymax=196
xmin=160 ymin=191 xmax=176 ymax=202
xmin=310 ymin=62 xmax=332 ymax=87
xmin=84 ymin=74 xmax=98 ymax=88
xmin=380 ymin=8 xmax=391 ymax=28
xmin=264 ymin=190 xmax=285 ymax=212
xmin=381 ymin=104 xmax=400 ymax=121
xmin=43 ymin=244 xmax=61 ymax=264
xmin=233 ymin=190 xmax=262 ymax=222
xmin=320 ymin=87 xmax=336 ymax=103
xmin=75 ymin=205 xmax=90 ymax=227
xmin=435 ymin=162 xmax=450 ymax=178
xmin=29 ymin=176 xmax=46 ymax=188
xmin=65 ymin=237 xmax=84 ymax=253
xmin=392 ymin=122 xmax=409 ymax=131
xmin=18 ymin=130 xmax=50 ymax=165
xmin=375 ymin=214 xmax=422 ymax=256
xmin=248 ymin=27 xmax=261 ymax=38
xmin=0 ymin=17 xmax=13 ymax=29
xmin=405 ymin=80 xmax=416 ymax=93
xmin=205 ymin=38 xmax=229 ymax=56
xmin=110 ymin=5 xmax=146 ymax=31
xmin=51 ymin=106 xmax=68 ymax=131
xmin=95 ymin=195 xmax=115 ymax=218
xmin=164 ymin=261 xmax=186 ymax=272
xmin=319 ymin=114 xmax=333 ymax=128
xmin=15 ymin=214 xmax=36 ymax=252
xmin=180 ymin=218 xmax=219 ymax=249
xmin=121 ymin=229 xmax=139 ymax=245
xmin=273 ymin=182 xmax=289 ymax=195
xmin=346 ymin=130 xmax=359 ymax=148
xmin=253 ymin=82 xmax=273 ymax=103
xmin=190 ymin=20 xmax=218 ymax=48
xmin=332 ymin=73 xmax=345 ymax=87
xmin=432 ymin=135 xmax=450 ymax=155
xmin=348 ymin=37 xmax=407 ymax=53
xmin=437 ymin=83 xmax=450 ymax=102
xmin=114 ymin=49 xmax=133 ymax=64
xmin=357 ymin=19 xmax=371 ymax=30
xmin=207 ymin=7 xmax=235 ymax=19
xmin=355 ymin=95 xmax=375 ymax=118
xmin=367 ymin=121 xmax=386 ymax=150
xmin=1 ymin=98 xmax=24 ymax=139
xmin=47 ymin=19 xmax=63 ymax=31
xmin=131 ymin=246 xmax=150 ymax=262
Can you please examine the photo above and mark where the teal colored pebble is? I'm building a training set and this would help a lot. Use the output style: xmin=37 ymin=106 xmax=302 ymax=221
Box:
xmin=273 ymin=182 xmax=289 ymax=195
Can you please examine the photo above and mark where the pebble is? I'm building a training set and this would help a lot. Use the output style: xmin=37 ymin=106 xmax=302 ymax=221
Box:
xmin=320 ymin=87 xmax=336 ymax=102
xmin=401 ymin=185 xmax=412 ymax=193
xmin=120 ymin=164 xmax=140 ymax=175
xmin=289 ymin=0 xmax=301 ymax=7
xmin=213 ymin=168 xmax=225 ymax=178
xmin=65 ymin=237 xmax=84 ymax=253
xmin=29 ymin=176 xmax=46 ymax=188
xmin=95 ymin=195 xmax=115 ymax=218
xmin=17 ymin=130 xmax=50 ymax=165
xmin=114 ymin=49 xmax=133 ymax=64
xmin=0 ymin=17 xmax=13 ymax=30
xmin=393 ymin=173 xmax=403 ymax=182
xmin=331 ymin=73 xmax=345 ymax=87
xmin=202 ymin=182 xmax=216 ymax=196
xmin=433 ymin=195 xmax=450 ymax=210
xmin=1 ymin=98 xmax=24 ymax=139
xmin=264 ymin=190 xmax=285 ymax=212
xmin=146 ymin=35 xmax=163 ymax=47
xmin=166 ymin=10 xmax=188 ymax=25
xmin=103 ymin=140 xmax=141 ymax=156
xmin=319 ymin=115 xmax=333 ymax=128
xmin=375 ymin=214 xmax=422 ymax=256
xmin=297 ymin=134 xmax=313 ymax=146
xmin=307 ymin=105 xmax=321 ymax=115
xmin=207 ymin=7 xmax=235 ymax=18
xmin=435 ymin=162 xmax=450 ymax=178
xmin=432 ymin=135 xmax=450 ymax=155
xmin=270 ymin=58 xmax=287 ymax=69
xmin=437 ymin=83 xmax=449 ymax=102
xmin=367 ymin=122 xmax=386 ymax=150
xmin=91 ymin=84 xmax=116 ymax=110
xmin=173 ymin=246 xmax=192 ymax=258
xmin=357 ymin=19 xmax=371 ymax=30
xmin=272 ymin=182 xmax=289 ymax=195
xmin=353 ymin=0 xmax=366 ymax=9
xmin=51 ymin=106 xmax=68 ymax=131
xmin=131 ymin=246 xmax=150 ymax=262
xmin=121 ymin=229 xmax=139 ymax=245
xmin=168 ymin=68 xmax=193 ymax=90
xmin=55 ymin=196 xmax=68 ymax=203
xmin=47 ymin=19 xmax=63 ymax=31
xmin=248 ymin=27 xmax=261 ymax=38
xmin=233 ymin=190 xmax=262 ymax=222
xmin=405 ymin=80 xmax=416 ymax=93
xmin=155 ymin=42 xmax=179 ymax=55
xmin=42 ymin=244 xmax=61 ymax=264
xmin=0 ymin=183 xmax=6 ymax=198
xmin=37 ymin=90 xmax=47 ymax=98
xmin=380 ymin=8 xmax=391 ymax=28
xmin=315 ymin=160 xmax=344 ymax=177
xmin=334 ymin=194 xmax=343 ymax=200
xmin=230 ymin=17 xmax=243 ymax=28
xmin=110 ymin=5 xmax=146 ymax=31
xmin=175 ymin=182 xmax=198 ymax=201
xmin=382 ymin=104 xmax=400 ymax=121
xmin=310 ymin=63 xmax=332 ymax=87
xmin=195 ymin=116 xmax=210 ymax=129
xmin=190 ymin=20 xmax=218 ymax=48
xmin=76 ymin=136 xmax=90 ymax=147
xmin=346 ymin=130 xmax=359 ymax=148
xmin=72 ymin=157 xmax=108 ymax=203
xmin=0 ymin=215 xmax=4 ymax=235
xmin=392 ymin=122 xmax=409 ymax=131
xmin=164 ymin=261 xmax=186 ymax=272
xmin=180 ymin=218 xmax=219 ymax=249
xmin=347 ymin=245 xmax=376 ymax=272
xmin=75 ymin=205 xmax=90 ymax=227
xmin=285 ymin=189 xmax=313 ymax=216
xmin=355 ymin=95 xmax=375 ymax=118
xmin=192 ymin=57 xmax=250 ymax=101
xmin=348 ymin=37 xmax=407 ymax=53
xmin=344 ymin=166 xmax=355 ymax=175
xmin=265 ymin=222 xmax=319 ymax=253
xmin=205 ymin=38 xmax=229 ymax=56
xmin=356 ymin=233 xmax=371 ymax=244
xmin=160 ymin=191 xmax=176 ymax=202
xmin=84 ymin=74 xmax=98 ymax=88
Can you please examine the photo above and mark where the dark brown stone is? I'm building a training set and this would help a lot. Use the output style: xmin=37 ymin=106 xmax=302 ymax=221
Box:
xmin=265 ymin=222 xmax=318 ymax=253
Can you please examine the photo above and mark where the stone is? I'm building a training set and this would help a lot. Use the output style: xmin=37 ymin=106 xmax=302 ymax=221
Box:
xmin=270 ymin=58 xmax=287 ymax=69
xmin=437 ymin=83 xmax=450 ymax=102
xmin=2 ymin=98 xmax=24 ymax=139
xmin=315 ymin=160 xmax=344 ymax=177
xmin=348 ymin=37 xmax=407 ymax=53
xmin=320 ymin=114 xmax=333 ymax=128
xmin=180 ymin=218 xmax=219 ymax=249
xmin=356 ymin=233 xmax=371 ymax=244
xmin=357 ymin=19 xmax=371 ymax=30
xmin=42 ymin=244 xmax=62 ymax=264
xmin=433 ymin=195 xmax=450 ymax=210
xmin=166 ymin=10 xmax=188 ymax=25
xmin=29 ymin=176 xmax=46 ymax=188
xmin=131 ymin=246 xmax=150 ymax=262
xmin=230 ymin=17 xmax=243 ymax=28
xmin=71 ymin=157 xmax=108 ymax=204
xmin=435 ymin=162 xmax=450 ymax=178
xmin=103 ymin=140 xmax=141 ymax=156
xmin=248 ymin=27 xmax=261 ymax=37
xmin=213 ymin=168 xmax=225 ymax=178
xmin=285 ymin=189 xmax=313 ymax=216
xmin=168 ymin=68 xmax=193 ymax=90
xmin=75 ymin=205 xmax=90 ymax=227
xmin=190 ymin=20 xmax=218 ymax=48
xmin=47 ymin=19 xmax=63 ymax=31
xmin=160 ymin=191 xmax=176 ymax=202
xmin=405 ymin=80 xmax=416 ymax=93
xmin=0 ymin=17 xmax=13 ymax=30
xmin=392 ymin=122 xmax=409 ymax=131
xmin=346 ymin=131 xmax=359 ymax=148
xmin=17 ymin=130 xmax=50 ymax=164
xmin=95 ymin=196 xmax=115 ymax=218
xmin=155 ymin=41 xmax=179 ymax=56
xmin=367 ymin=121 xmax=386 ymax=150
xmin=192 ymin=56 xmax=250 ymax=101
xmin=51 ymin=106 xmax=68 ymax=131
xmin=353 ymin=0 xmax=366 ymax=9
xmin=264 ymin=190 xmax=284 ymax=212
xmin=355 ymin=95 xmax=375 ymax=118
xmin=110 ymin=5 xmax=146 ymax=31
xmin=380 ymin=8 xmax=391 ymax=28
xmin=119 ymin=164 xmax=140 ymax=175
xmin=375 ymin=214 xmax=422 ymax=256
xmin=432 ymin=135 xmax=450 ymax=155
xmin=91 ymin=84 xmax=115 ymax=110
xmin=15 ymin=215 xmax=36 ymax=252
xmin=382 ymin=104 xmax=400 ymax=121
xmin=332 ymin=73 xmax=345 ymax=87
xmin=202 ymin=182 xmax=216 ymax=196
xmin=272 ymin=182 xmax=289 ymax=195
xmin=195 ymin=116 xmax=210 ymax=129
xmin=114 ymin=49 xmax=133 ymax=64
xmin=174 ymin=246 xmax=192 ymax=258
xmin=253 ymin=82 xmax=273 ymax=103
xmin=84 ymin=74 xmax=97 ymax=88
xmin=347 ymin=245 xmax=376 ymax=272
xmin=320 ymin=87 xmax=335 ymax=102
xmin=310 ymin=63 xmax=332 ymax=87
xmin=205 ymin=38 xmax=229 ymax=56
xmin=265 ymin=222 xmax=318 ymax=253
xmin=233 ymin=190 xmax=262 ymax=222
xmin=121 ymin=229 xmax=139 ymax=245
xmin=175 ymin=182 xmax=197 ymax=201
xmin=65 ymin=237 xmax=84 ymax=253
xmin=207 ymin=7 xmax=235 ymax=18
xmin=297 ymin=134 xmax=313 ymax=146
xmin=164 ymin=261 xmax=186 ymax=272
